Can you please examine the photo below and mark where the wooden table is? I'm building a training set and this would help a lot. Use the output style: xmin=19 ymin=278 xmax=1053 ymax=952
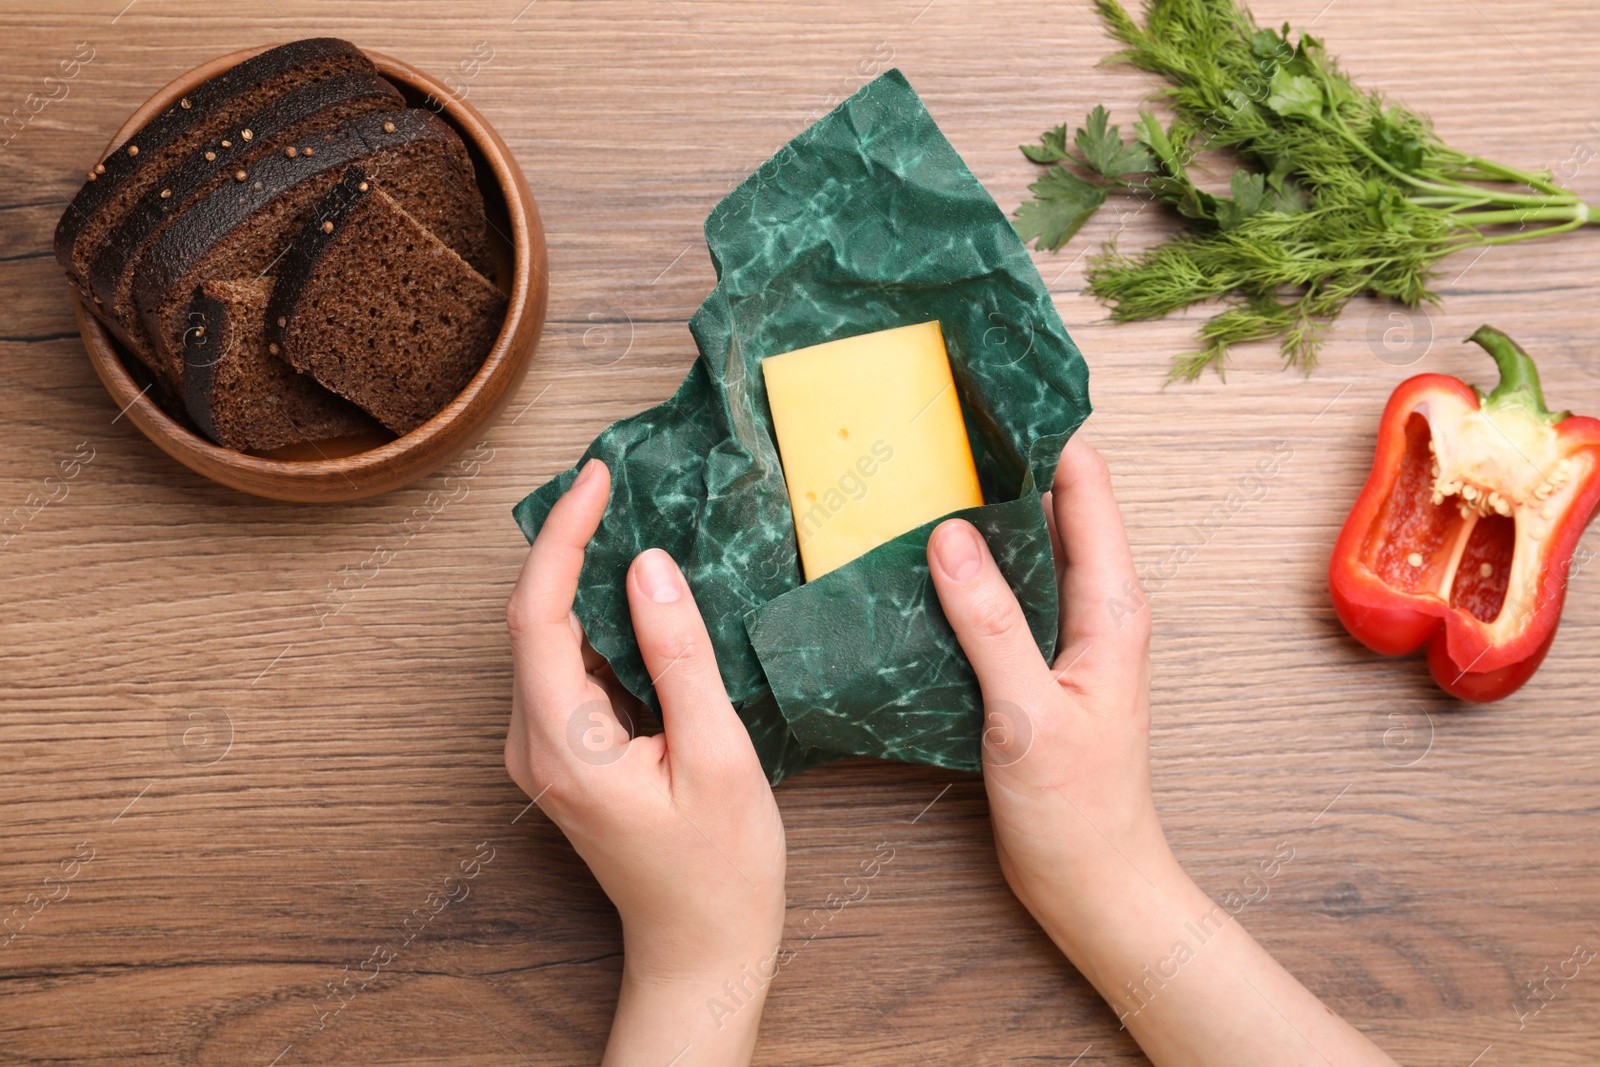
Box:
xmin=3 ymin=1 xmax=1598 ymax=1062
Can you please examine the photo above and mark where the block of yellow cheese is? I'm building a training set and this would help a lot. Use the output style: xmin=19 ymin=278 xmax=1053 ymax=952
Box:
xmin=761 ymin=320 xmax=984 ymax=580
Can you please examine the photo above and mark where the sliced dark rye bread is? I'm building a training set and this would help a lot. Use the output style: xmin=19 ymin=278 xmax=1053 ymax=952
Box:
xmin=54 ymin=39 xmax=373 ymax=302
xmin=86 ymin=71 xmax=405 ymax=375
xmin=135 ymin=107 xmax=490 ymax=389
xmin=266 ymin=168 xmax=507 ymax=435
xmin=184 ymin=278 xmax=379 ymax=451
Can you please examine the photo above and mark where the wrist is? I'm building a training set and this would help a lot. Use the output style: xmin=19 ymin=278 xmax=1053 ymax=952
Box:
xmin=1027 ymin=845 xmax=1216 ymax=1008
xmin=1005 ymin=811 xmax=1197 ymax=955
xmin=606 ymin=941 xmax=780 ymax=1066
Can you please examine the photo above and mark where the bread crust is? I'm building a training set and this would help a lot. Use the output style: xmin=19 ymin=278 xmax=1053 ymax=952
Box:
xmin=54 ymin=38 xmax=373 ymax=293
xmin=135 ymin=107 xmax=488 ymax=385
xmin=86 ymin=71 xmax=405 ymax=379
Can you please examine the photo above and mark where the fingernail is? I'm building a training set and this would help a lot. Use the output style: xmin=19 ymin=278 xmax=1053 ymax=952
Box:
xmin=636 ymin=549 xmax=683 ymax=604
xmin=932 ymin=521 xmax=984 ymax=582
xmin=571 ymin=458 xmax=599 ymax=491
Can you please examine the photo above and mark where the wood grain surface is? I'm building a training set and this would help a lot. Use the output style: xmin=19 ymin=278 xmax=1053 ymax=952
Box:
xmin=3 ymin=1 xmax=1598 ymax=1063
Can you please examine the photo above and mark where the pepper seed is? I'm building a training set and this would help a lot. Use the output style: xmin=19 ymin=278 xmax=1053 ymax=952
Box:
xmin=1407 ymin=552 xmax=1424 ymax=568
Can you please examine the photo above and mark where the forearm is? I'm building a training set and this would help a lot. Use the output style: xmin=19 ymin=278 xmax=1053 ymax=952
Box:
xmin=1033 ymin=855 xmax=1399 ymax=1067
xmin=603 ymin=948 xmax=773 ymax=1066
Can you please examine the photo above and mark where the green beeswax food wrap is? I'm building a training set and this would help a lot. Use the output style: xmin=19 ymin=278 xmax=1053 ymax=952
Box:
xmin=513 ymin=70 xmax=1091 ymax=784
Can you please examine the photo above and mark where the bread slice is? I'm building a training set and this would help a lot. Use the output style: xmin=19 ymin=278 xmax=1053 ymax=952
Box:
xmin=135 ymin=108 xmax=490 ymax=388
xmin=54 ymin=39 xmax=374 ymax=309
xmin=266 ymin=167 xmax=507 ymax=435
xmin=86 ymin=71 xmax=405 ymax=379
xmin=184 ymin=278 xmax=380 ymax=451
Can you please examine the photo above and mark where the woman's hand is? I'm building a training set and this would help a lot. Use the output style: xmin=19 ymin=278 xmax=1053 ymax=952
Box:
xmin=927 ymin=436 xmax=1174 ymax=931
xmin=505 ymin=459 xmax=786 ymax=1066
xmin=926 ymin=437 xmax=1398 ymax=1067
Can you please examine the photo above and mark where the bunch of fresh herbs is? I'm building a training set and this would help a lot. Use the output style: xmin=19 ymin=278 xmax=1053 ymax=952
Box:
xmin=1016 ymin=0 xmax=1597 ymax=380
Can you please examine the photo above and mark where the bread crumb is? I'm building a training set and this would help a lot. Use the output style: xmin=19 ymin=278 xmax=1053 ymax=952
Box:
xmin=268 ymin=342 xmax=281 ymax=355
xmin=277 ymin=316 xmax=287 ymax=327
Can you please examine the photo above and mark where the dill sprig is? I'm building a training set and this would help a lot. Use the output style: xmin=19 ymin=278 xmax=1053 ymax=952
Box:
xmin=1015 ymin=0 xmax=1597 ymax=381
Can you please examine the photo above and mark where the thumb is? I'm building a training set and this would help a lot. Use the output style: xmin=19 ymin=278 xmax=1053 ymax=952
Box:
xmin=927 ymin=519 xmax=1057 ymax=724
xmin=625 ymin=548 xmax=756 ymax=779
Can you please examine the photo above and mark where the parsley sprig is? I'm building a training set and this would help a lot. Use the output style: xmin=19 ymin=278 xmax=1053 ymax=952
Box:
xmin=1016 ymin=0 xmax=1598 ymax=381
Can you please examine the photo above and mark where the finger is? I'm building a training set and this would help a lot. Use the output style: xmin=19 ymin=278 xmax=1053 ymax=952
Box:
xmin=1051 ymin=437 xmax=1144 ymax=650
xmin=625 ymin=548 xmax=751 ymax=776
xmin=506 ymin=459 xmax=612 ymax=733
xmin=926 ymin=519 xmax=1055 ymax=711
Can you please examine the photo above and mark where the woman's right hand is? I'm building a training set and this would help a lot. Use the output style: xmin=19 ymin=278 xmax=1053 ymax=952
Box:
xmin=925 ymin=436 xmax=1400 ymax=1067
xmin=926 ymin=437 xmax=1180 ymax=934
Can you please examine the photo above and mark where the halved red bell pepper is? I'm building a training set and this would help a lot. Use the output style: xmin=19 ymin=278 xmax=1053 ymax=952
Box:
xmin=1330 ymin=326 xmax=1600 ymax=702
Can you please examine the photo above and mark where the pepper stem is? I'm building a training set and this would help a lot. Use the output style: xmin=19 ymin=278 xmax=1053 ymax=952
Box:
xmin=1468 ymin=325 xmax=1569 ymax=424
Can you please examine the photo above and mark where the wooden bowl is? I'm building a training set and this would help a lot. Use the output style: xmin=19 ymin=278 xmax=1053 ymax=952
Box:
xmin=73 ymin=45 xmax=548 ymax=502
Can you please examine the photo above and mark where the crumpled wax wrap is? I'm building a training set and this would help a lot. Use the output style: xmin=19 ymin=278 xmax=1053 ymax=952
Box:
xmin=513 ymin=69 xmax=1091 ymax=784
